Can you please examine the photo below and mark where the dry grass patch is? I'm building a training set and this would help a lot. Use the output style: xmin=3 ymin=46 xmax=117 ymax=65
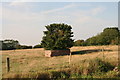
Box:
xmin=2 ymin=45 xmax=118 ymax=78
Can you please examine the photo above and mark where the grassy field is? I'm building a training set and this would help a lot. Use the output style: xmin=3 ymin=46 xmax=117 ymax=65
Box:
xmin=1 ymin=45 xmax=119 ymax=78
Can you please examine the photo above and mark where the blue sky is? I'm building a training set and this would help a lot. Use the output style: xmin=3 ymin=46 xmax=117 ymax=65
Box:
xmin=1 ymin=2 xmax=118 ymax=46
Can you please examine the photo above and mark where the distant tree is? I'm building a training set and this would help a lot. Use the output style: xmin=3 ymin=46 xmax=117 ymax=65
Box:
xmin=0 ymin=39 xmax=33 ymax=50
xmin=1 ymin=39 xmax=19 ymax=50
xmin=85 ymin=36 xmax=98 ymax=46
xmin=98 ymin=27 xmax=120 ymax=45
xmin=84 ymin=27 xmax=120 ymax=46
xmin=41 ymin=23 xmax=74 ymax=50
xmin=74 ymin=40 xmax=84 ymax=46
xmin=19 ymin=45 xmax=32 ymax=49
xmin=16 ymin=45 xmax=22 ymax=49
xmin=33 ymin=44 xmax=42 ymax=48
xmin=0 ymin=41 xmax=2 ymax=50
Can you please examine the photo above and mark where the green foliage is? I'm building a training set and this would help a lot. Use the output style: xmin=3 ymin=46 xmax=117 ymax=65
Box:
xmin=33 ymin=44 xmax=42 ymax=48
xmin=98 ymin=27 xmax=120 ymax=45
xmin=41 ymin=23 xmax=74 ymax=50
xmin=18 ymin=45 xmax=32 ymax=49
xmin=84 ymin=58 xmax=114 ymax=74
xmin=83 ymin=27 xmax=120 ymax=46
xmin=94 ymin=58 xmax=114 ymax=72
xmin=85 ymin=36 xmax=98 ymax=46
xmin=0 ymin=39 xmax=19 ymax=50
xmin=48 ymin=58 xmax=115 ymax=78
xmin=0 ymin=39 xmax=32 ymax=50
xmin=74 ymin=40 xmax=84 ymax=46
xmin=50 ymin=71 xmax=70 ymax=78
xmin=81 ymin=59 xmax=115 ymax=78
xmin=104 ymin=70 xmax=119 ymax=78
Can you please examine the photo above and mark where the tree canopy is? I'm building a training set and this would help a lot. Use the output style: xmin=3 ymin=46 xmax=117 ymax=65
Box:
xmin=74 ymin=27 xmax=120 ymax=46
xmin=41 ymin=23 xmax=74 ymax=50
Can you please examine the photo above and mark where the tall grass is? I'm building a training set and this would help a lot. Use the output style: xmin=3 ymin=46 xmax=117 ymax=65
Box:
xmin=2 ymin=45 xmax=118 ymax=79
xmin=3 ymin=58 xmax=119 ymax=79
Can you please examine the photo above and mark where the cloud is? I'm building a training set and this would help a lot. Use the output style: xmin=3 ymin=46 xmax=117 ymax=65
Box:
xmin=91 ymin=7 xmax=106 ymax=15
xmin=9 ymin=0 xmax=35 ymax=4
xmin=3 ymin=3 xmax=80 ymax=23
xmin=9 ymin=0 xmax=33 ymax=6
xmin=9 ymin=1 xmax=25 ymax=6
xmin=70 ymin=6 xmax=106 ymax=25
xmin=3 ymin=6 xmax=47 ymax=23
xmin=41 ymin=3 xmax=78 ymax=14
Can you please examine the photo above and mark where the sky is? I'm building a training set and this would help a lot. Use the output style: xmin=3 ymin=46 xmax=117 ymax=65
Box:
xmin=0 ymin=1 xmax=118 ymax=46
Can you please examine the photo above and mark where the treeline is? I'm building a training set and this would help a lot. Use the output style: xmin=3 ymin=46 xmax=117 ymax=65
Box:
xmin=0 ymin=27 xmax=119 ymax=50
xmin=0 ymin=39 xmax=43 ymax=50
xmin=74 ymin=27 xmax=120 ymax=46
xmin=0 ymin=39 xmax=33 ymax=50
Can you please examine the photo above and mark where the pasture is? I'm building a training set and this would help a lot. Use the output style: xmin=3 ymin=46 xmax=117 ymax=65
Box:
xmin=1 ymin=45 xmax=119 ymax=78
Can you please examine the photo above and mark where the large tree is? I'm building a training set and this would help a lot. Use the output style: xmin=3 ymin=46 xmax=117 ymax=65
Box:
xmin=41 ymin=23 xmax=74 ymax=50
xmin=99 ymin=27 xmax=120 ymax=45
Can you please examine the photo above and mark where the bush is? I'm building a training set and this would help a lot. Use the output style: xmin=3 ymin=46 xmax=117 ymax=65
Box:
xmin=49 ymin=70 xmax=70 ymax=79
xmin=36 ymin=72 xmax=50 ymax=79
xmin=105 ymin=71 xmax=119 ymax=78
xmin=95 ymin=58 xmax=114 ymax=72
xmin=21 ymin=45 xmax=32 ymax=49
xmin=33 ymin=44 xmax=42 ymax=48
xmin=17 ymin=45 xmax=32 ymax=49
xmin=85 ymin=58 xmax=114 ymax=75
xmin=74 ymin=40 xmax=85 ymax=46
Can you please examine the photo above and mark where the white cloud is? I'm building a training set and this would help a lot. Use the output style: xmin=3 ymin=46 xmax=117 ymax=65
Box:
xmin=9 ymin=1 xmax=25 ymax=6
xmin=8 ymin=1 xmax=33 ymax=12
xmin=70 ymin=6 xmax=106 ymax=25
xmin=3 ymin=3 xmax=80 ymax=24
xmin=9 ymin=0 xmax=35 ymax=4
xmin=91 ymin=7 xmax=106 ymax=15
xmin=41 ymin=3 xmax=78 ymax=14
xmin=3 ymin=6 xmax=47 ymax=23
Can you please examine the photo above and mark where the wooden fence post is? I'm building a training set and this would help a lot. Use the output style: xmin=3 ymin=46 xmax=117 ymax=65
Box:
xmin=102 ymin=48 xmax=105 ymax=61
xmin=69 ymin=52 xmax=71 ymax=64
xmin=6 ymin=57 xmax=10 ymax=72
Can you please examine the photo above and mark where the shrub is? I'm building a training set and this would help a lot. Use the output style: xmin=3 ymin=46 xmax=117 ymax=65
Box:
xmin=20 ymin=45 xmax=32 ymax=49
xmin=105 ymin=71 xmax=119 ymax=78
xmin=95 ymin=58 xmax=114 ymax=72
xmin=49 ymin=70 xmax=70 ymax=79
xmin=36 ymin=72 xmax=50 ymax=79
xmin=33 ymin=44 xmax=42 ymax=48
xmin=74 ymin=40 xmax=84 ymax=46
xmin=83 ymin=58 xmax=114 ymax=75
